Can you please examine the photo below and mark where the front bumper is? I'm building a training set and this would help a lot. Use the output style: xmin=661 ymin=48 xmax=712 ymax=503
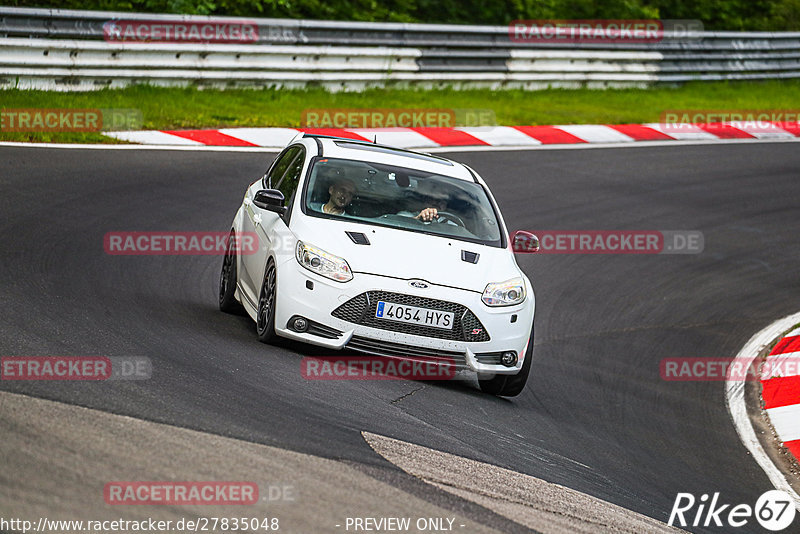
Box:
xmin=273 ymin=261 xmax=534 ymax=375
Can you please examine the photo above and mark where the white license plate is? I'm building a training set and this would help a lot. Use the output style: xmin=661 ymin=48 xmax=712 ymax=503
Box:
xmin=375 ymin=301 xmax=454 ymax=330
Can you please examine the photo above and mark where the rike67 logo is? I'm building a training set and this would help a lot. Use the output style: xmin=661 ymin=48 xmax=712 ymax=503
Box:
xmin=668 ymin=490 xmax=796 ymax=530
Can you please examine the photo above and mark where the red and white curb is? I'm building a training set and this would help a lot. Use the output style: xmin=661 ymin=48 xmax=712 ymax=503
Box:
xmin=103 ymin=122 xmax=800 ymax=148
xmin=727 ymin=312 xmax=800 ymax=511
xmin=762 ymin=327 xmax=800 ymax=462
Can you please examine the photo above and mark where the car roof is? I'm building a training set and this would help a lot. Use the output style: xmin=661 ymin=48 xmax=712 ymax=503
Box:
xmin=300 ymin=135 xmax=477 ymax=182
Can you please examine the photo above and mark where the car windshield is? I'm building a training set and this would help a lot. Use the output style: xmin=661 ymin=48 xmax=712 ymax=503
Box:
xmin=303 ymin=157 xmax=503 ymax=247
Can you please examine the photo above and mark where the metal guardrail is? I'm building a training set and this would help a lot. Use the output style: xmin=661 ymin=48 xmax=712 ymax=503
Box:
xmin=1 ymin=7 xmax=799 ymax=90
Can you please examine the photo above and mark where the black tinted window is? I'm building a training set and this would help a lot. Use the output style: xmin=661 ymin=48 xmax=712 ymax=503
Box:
xmin=266 ymin=146 xmax=302 ymax=188
xmin=275 ymin=147 xmax=305 ymax=201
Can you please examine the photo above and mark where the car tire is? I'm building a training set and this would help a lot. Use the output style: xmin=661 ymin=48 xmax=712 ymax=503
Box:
xmin=256 ymin=259 xmax=278 ymax=344
xmin=219 ymin=232 xmax=243 ymax=313
xmin=478 ymin=323 xmax=534 ymax=397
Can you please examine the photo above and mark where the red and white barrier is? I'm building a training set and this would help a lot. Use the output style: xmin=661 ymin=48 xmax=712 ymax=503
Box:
xmin=762 ymin=327 xmax=800 ymax=463
xmin=104 ymin=122 xmax=800 ymax=148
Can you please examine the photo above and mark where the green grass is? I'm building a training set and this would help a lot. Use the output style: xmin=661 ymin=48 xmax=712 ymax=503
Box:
xmin=2 ymin=80 xmax=800 ymax=143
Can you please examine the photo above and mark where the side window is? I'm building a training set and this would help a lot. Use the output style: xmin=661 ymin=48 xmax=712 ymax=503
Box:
xmin=265 ymin=146 xmax=301 ymax=188
xmin=275 ymin=148 xmax=304 ymax=201
xmin=273 ymin=146 xmax=306 ymax=222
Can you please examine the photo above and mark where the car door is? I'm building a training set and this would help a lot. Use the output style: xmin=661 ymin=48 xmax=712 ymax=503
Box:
xmin=240 ymin=145 xmax=305 ymax=307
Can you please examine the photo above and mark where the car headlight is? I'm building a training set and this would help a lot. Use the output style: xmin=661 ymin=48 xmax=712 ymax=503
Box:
xmin=482 ymin=277 xmax=526 ymax=307
xmin=295 ymin=241 xmax=353 ymax=282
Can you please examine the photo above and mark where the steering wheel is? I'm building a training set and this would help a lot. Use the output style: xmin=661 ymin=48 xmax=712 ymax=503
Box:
xmin=431 ymin=211 xmax=466 ymax=227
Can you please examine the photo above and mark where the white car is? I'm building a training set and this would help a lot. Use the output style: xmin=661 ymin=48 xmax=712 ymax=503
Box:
xmin=219 ymin=134 xmax=538 ymax=396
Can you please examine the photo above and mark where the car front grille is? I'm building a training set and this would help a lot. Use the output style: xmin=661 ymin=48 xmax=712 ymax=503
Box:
xmin=331 ymin=291 xmax=490 ymax=342
xmin=346 ymin=335 xmax=469 ymax=371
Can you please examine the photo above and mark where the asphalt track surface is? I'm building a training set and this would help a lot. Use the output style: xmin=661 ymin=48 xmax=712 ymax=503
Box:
xmin=1 ymin=143 xmax=799 ymax=533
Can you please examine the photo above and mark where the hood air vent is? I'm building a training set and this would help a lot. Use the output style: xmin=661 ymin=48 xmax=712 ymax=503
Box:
xmin=461 ymin=250 xmax=479 ymax=264
xmin=346 ymin=231 xmax=370 ymax=245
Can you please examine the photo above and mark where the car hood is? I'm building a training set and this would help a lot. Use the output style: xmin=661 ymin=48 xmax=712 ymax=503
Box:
xmin=292 ymin=215 xmax=521 ymax=292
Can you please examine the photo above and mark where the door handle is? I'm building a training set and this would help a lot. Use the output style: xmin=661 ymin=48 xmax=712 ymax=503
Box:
xmin=254 ymin=214 xmax=262 ymax=225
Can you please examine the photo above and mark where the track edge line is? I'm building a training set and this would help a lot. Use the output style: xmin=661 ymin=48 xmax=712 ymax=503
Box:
xmin=726 ymin=311 xmax=800 ymax=511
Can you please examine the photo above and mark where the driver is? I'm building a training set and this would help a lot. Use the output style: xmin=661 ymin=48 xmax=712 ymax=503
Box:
xmin=414 ymin=193 xmax=448 ymax=222
xmin=405 ymin=180 xmax=453 ymax=223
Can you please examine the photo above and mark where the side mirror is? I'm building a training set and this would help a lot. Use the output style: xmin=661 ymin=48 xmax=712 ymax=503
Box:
xmin=253 ymin=189 xmax=287 ymax=215
xmin=511 ymin=230 xmax=540 ymax=253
